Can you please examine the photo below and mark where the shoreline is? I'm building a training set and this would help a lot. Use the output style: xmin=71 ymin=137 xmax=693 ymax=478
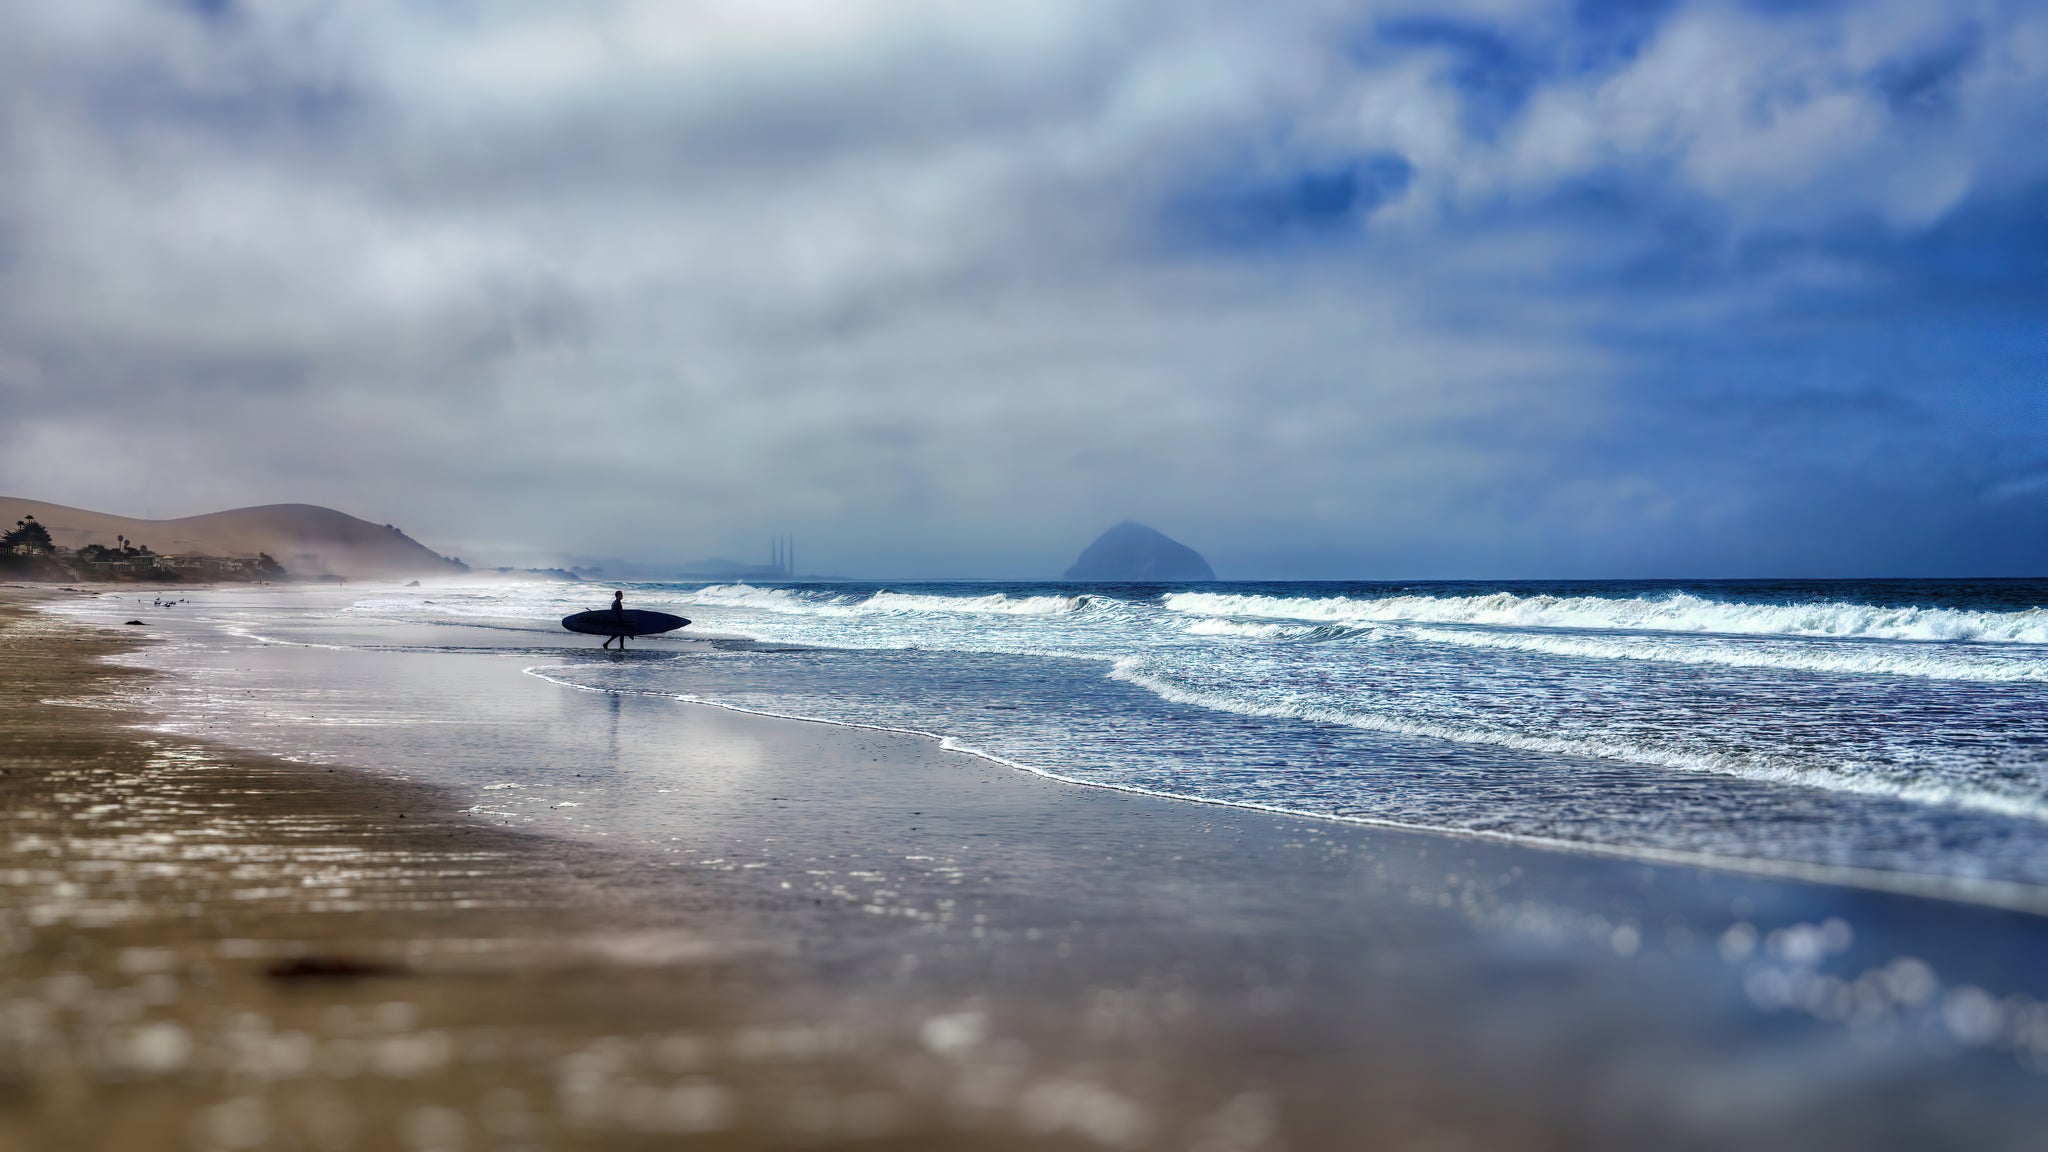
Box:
xmin=10 ymin=585 xmax=2048 ymax=1148
xmin=530 ymin=664 xmax=2048 ymax=918
xmin=0 ymin=589 xmax=1087 ymax=1149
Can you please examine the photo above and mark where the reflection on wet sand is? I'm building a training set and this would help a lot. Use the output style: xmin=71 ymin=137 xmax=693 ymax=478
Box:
xmin=0 ymin=599 xmax=1109 ymax=1150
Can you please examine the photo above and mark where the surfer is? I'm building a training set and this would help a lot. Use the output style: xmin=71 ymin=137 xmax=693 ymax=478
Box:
xmin=560 ymin=601 xmax=686 ymax=645
xmin=603 ymin=590 xmax=627 ymax=649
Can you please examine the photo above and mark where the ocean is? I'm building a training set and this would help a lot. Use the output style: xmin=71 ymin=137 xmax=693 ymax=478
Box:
xmin=81 ymin=577 xmax=2048 ymax=909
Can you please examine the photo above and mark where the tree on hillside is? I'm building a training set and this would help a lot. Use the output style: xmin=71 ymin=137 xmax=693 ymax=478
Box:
xmin=0 ymin=516 xmax=54 ymax=556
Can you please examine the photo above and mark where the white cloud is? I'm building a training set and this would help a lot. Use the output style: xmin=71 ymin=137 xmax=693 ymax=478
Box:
xmin=1475 ymin=0 xmax=2048 ymax=229
xmin=0 ymin=0 xmax=2042 ymax=574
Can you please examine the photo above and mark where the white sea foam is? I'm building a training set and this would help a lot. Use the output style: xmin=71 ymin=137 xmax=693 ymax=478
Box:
xmin=331 ymin=581 xmax=2048 ymax=827
xmin=1163 ymin=590 xmax=2048 ymax=644
xmin=688 ymin=584 xmax=1087 ymax=617
xmin=518 ymin=664 xmax=2048 ymax=914
xmin=1401 ymin=627 xmax=2048 ymax=682
xmin=342 ymin=585 xmax=597 ymax=624
xmin=1105 ymin=658 xmax=2048 ymax=821
xmin=50 ymin=584 xmax=2048 ymax=905
xmin=864 ymin=590 xmax=1091 ymax=616
xmin=686 ymin=584 xmax=825 ymax=611
xmin=1182 ymin=618 xmax=1316 ymax=640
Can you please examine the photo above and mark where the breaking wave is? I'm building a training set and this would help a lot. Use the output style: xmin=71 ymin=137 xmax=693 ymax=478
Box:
xmin=1163 ymin=590 xmax=2048 ymax=644
xmin=1107 ymin=658 xmax=2048 ymax=821
xmin=87 ymin=577 xmax=2048 ymax=898
xmin=691 ymin=584 xmax=1090 ymax=617
xmin=1182 ymin=618 xmax=1322 ymax=640
xmin=1400 ymin=627 xmax=2048 ymax=683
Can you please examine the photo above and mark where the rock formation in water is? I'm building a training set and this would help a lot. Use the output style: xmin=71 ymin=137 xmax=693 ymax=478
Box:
xmin=1063 ymin=521 xmax=1215 ymax=582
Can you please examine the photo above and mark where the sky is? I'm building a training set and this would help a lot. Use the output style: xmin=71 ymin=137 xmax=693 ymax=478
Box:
xmin=1 ymin=0 xmax=2044 ymax=579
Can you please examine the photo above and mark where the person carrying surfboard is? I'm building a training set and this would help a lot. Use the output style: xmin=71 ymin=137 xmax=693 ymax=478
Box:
xmin=603 ymin=590 xmax=626 ymax=649
xmin=559 ymin=600 xmax=689 ymax=646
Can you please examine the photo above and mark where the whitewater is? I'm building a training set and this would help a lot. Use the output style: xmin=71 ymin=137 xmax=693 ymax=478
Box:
xmin=74 ymin=577 xmax=2048 ymax=902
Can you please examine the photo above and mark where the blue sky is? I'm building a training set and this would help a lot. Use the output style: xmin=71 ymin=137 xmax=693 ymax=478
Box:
xmin=0 ymin=0 xmax=2043 ymax=576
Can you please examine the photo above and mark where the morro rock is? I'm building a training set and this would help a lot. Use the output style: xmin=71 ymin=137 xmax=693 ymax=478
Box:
xmin=1063 ymin=521 xmax=1215 ymax=582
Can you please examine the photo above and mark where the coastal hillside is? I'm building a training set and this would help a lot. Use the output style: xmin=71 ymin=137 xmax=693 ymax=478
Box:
xmin=0 ymin=498 xmax=466 ymax=581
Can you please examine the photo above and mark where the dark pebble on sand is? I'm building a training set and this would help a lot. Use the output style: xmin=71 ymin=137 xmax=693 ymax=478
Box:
xmin=123 ymin=620 xmax=146 ymax=626
xmin=265 ymin=956 xmax=409 ymax=981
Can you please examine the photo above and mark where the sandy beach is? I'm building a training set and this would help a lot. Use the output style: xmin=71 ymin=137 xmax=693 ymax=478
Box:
xmin=6 ymin=585 xmax=2048 ymax=1150
xmin=0 ymin=591 xmax=1073 ymax=1150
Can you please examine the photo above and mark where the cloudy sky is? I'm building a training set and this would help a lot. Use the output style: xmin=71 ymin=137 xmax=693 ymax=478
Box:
xmin=2 ymin=0 xmax=2044 ymax=578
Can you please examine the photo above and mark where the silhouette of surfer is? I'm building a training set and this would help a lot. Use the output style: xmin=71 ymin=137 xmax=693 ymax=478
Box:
xmin=603 ymin=590 xmax=628 ymax=649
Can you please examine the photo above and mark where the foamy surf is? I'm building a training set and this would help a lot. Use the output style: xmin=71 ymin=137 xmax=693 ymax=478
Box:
xmin=1106 ymin=657 xmax=2048 ymax=822
xmin=516 ymin=661 xmax=2048 ymax=915
xmin=691 ymin=584 xmax=1091 ymax=617
xmin=1162 ymin=589 xmax=2048 ymax=644
xmin=1398 ymin=625 xmax=2048 ymax=682
xmin=60 ymin=577 xmax=2048 ymax=907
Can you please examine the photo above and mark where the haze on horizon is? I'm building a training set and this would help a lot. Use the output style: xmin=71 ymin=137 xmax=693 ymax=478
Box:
xmin=2 ymin=1 xmax=2044 ymax=580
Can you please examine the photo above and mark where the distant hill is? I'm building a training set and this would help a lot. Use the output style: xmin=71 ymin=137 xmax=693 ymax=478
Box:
xmin=0 ymin=498 xmax=467 ymax=581
xmin=1064 ymin=521 xmax=1215 ymax=582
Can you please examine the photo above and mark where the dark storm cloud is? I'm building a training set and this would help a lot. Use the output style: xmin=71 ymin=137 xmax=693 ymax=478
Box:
xmin=2 ymin=0 xmax=2045 ymax=576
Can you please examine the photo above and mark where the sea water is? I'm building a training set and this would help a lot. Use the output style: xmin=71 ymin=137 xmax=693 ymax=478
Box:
xmin=64 ymin=578 xmax=2048 ymax=903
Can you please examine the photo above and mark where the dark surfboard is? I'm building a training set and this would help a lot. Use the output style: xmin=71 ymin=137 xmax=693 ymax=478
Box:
xmin=561 ymin=609 xmax=690 ymax=638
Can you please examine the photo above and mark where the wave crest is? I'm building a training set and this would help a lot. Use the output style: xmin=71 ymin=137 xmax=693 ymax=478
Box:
xmin=1182 ymin=618 xmax=1314 ymax=640
xmin=1163 ymin=590 xmax=2048 ymax=644
xmin=688 ymin=584 xmax=1091 ymax=617
xmin=1405 ymin=627 xmax=2048 ymax=682
xmin=1108 ymin=658 xmax=2048 ymax=821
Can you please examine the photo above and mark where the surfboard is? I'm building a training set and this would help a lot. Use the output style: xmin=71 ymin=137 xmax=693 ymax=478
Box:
xmin=561 ymin=609 xmax=690 ymax=638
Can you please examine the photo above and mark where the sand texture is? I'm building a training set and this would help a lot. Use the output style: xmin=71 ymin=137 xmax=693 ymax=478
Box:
xmin=0 ymin=596 xmax=1109 ymax=1150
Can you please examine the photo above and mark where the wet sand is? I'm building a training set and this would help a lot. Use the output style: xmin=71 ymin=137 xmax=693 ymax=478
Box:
xmin=0 ymin=594 xmax=1090 ymax=1150
xmin=7 ymin=587 xmax=2048 ymax=1150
